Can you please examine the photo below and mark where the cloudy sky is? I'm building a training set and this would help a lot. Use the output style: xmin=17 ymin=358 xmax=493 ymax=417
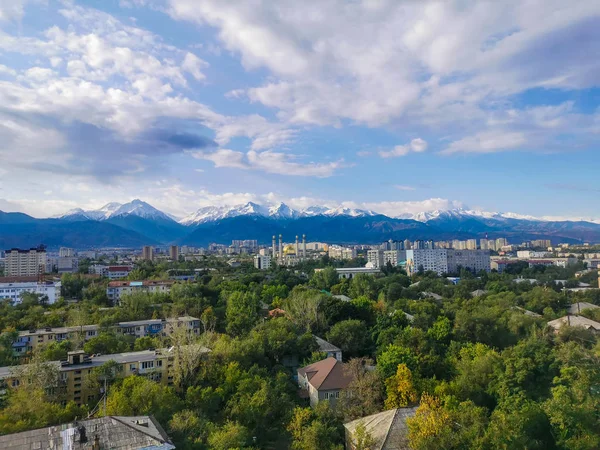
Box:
xmin=0 ymin=0 xmax=599 ymax=219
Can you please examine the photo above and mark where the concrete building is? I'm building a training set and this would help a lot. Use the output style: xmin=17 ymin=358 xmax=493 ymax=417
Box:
xmin=517 ymin=250 xmax=552 ymax=259
xmin=297 ymin=357 xmax=353 ymax=408
xmin=0 ymin=280 xmax=61 ymax=304
xmin=4 ymin=248 xmax=46 ymax=276
xmin=0 ymin=415 xmax=175 ymax=450
xmin=328 ymin=245 xmax=357 ymax=260
xmin=0 ymin=346 xmax=209 ymax=407
xmin=254 ymin=255 xmax=272 ymax=270
xmin=169 ymin=245 xmax=179 ymax=261
xmin=406 ymin=249 xmax=490 ymax=276
xmin=106 ymin=280 xmax=174 ymax=303
xmin=141 ymin=246 xmax=154 ymax=261
xmin=466 ymin=239 xmax=477 ymax=250
xmin=531 ymin=239 xmax=552 ymax=248
xmin=367 ymin=249 xmax=384 ymax=269
xmin=495 ymin=238 xmax=508 ymax=248
xmin=334 ymin=267 xmax=381 ymax=279
xmin=107 ymin=265 xmax=133 ymax=280
xmin=383 ymin=250 xmax=407 ymax=267
xmin=10 ymin=316 xmax=200 ymax=356
xmin=491 ymin=259 xmax=521 ymax=273
xmin=57 ymin=256 xmax=79 ymax=273
xmin=58 ymin=247 xmax=74 ymax=257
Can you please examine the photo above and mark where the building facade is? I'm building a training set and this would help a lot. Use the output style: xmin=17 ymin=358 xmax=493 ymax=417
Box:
xmin=0 ymin=346 xmax=207 ymax=407
xmin=367 ymin=249 xmax=384 ymax=269
xmin=106 ymin=280 xmax=174 ymax=303
xmin=0 ymin=280 xmax=61 ymax=304
xmin=253 ymin=255 xmax=272 ymax=270
xmin=169 ymin=246 xmax=179 ymax=261
xmin=383 ymin=250 xmax=406 ymax=267
xmin=10 ymin=316 xmax=200 ymax=356
xmin=141 ymin=246 xmax=154 ymax=261
xmin=406 ymin=249 xmax=491 ymax=275
xmin=4 ymin=248 xmax=46 ymax=276
xmin=328 ymin=246 xmax=357 ymax=260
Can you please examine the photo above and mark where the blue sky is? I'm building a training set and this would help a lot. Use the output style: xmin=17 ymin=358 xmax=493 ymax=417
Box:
xmin=0 ymin=0 xmax=599 ymax=220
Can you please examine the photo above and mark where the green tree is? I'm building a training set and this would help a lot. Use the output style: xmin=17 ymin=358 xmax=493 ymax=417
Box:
xmin=226 ymin=291 xmax=261 ymax=336
xmin=83 ymin=332 xmax=131 ymax=355
xmin=310 ymin=267 xmax=339 ymax=291
xmin=106 ymin=376 xmax=182 ymax=424
xmin=327 ymin=320 xmax=369 ymax=358
xmin=207 ymin=421 xmax=251 ymax=450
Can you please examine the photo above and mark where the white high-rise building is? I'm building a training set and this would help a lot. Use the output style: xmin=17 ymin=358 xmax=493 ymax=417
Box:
xmin=254 ymin=255 xmax=272 ymax=270
xmin=406 ymin=249 xmax=490 ymax=276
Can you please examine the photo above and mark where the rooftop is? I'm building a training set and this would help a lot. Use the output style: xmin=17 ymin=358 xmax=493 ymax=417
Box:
xmin=108 ymin=280 xmax=175 ymax=287
xmin=313 ymin=336 xmax=341 ymax=353
xmin=547 ymin=315 xmax=600 ymax=331
xmin=298 ymin=357 xmax=353 ymax=391
xmin=566 ymin=302 xmax=600 ymax=315
xmin=0 ymin=346 xmax=210 ymax=380
xmin=344 ymin=407 xmax=418 ymax=450
xmin=0 ymin=415 xmax=174 ymax=450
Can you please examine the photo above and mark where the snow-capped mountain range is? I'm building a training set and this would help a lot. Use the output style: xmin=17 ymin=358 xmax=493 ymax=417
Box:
xmin=58 ymin=200 xmax=600 ymax=226
xmin=60 ymin=199 xmax=174 ymax=222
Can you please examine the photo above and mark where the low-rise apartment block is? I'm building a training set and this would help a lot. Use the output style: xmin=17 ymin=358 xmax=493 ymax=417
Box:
xmin=11 ymin=316 xmax=200 ymax=356
xmin=253 ymin=255 xmax=272 ymax=270
xmin=0 ymin=280 xmax=61 ymax=304
xmin=367 ymin=249 xmax=384 ymax=269
xmin=0 ymin=346 xmax=207 ymax=406
xmin=106 ymin=280 xmax=174 ymax=303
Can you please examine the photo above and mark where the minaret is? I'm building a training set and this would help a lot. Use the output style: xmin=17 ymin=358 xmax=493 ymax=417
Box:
xmin=272 ymin=235 xmax=276 ymax=259
xmin=302 ymin=234 xmax=307 ymax=259
xmin=278 ymin=234 xmax=283 ymax=264
xmin=295 ymin=235 xmax=299 ymax=257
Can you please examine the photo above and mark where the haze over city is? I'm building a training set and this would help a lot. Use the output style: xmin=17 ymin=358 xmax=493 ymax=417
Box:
xmin=1 ymin=0 xmax=599 ymax=220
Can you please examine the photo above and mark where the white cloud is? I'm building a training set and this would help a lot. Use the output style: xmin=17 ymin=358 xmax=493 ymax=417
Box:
xmin=191 ymin=148 xmax=344 ymax=177
xmin=167 ymin=0 xmax=600 ymax=153
xmin=182 ymin=52 xmax=208 ymax=80
xmin=0 ymin=0 xmax=30 ymax=22
xmin=379 ymin=138 xmax=428 ymax=158
xmin=442 ymin=131 xmax=527 ymax=155
xmin=394 ymin=185 xmax=416 ymax=191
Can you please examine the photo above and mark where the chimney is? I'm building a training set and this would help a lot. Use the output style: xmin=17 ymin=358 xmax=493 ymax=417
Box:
xmin=272 ymin=235 xmax=276 ymax=259
xmin=302 ymin=234 xmax=307 ymax=258
xmin=295 ymin=235 xmax=299 ymax=257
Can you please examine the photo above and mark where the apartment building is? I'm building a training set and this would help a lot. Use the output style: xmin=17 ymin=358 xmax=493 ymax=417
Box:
xmin=406 ymin=249 xmax=491 ymax=276
xmin=11 ymin=316 xmax=200 ymax=356
xmin=4 ymin=248 xmax=47 ymax=276
xmin=466 ymin=239 xmax=477 ymax=250
xmin=0 ymin=346 xmax=207 ymax=406
xmin=367 ymin=249 xmax=384 ymax=269
xmin=106 ymin=280 xmax=174 ymax=303
xmin=169 ymin=245 xmax=179 ymax=261
xmin=59 ymin=247 xmax=74 ymax=258
xmin=383 ymin=250 xmax=407 ymax=267
xmin=253 ymin=255 xmax=272 ymax=270
xmin=141 ymin=246 xmax=154 ymax=261
xmin=328 ymin=246 xmax=357 ymax=260
xmin=0 ymin=280 xmax=61 ymax=304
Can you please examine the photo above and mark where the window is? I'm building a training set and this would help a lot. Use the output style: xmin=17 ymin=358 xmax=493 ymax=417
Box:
xmin=130 ymin=364 xmax=136 ymax=371
xmin=141 ymin=361 xmax=154 ymax=370
xmin=11 ymin=379 xmax=19 ymax=387
xmin=157 ymin=360 xmax=162 ymax=367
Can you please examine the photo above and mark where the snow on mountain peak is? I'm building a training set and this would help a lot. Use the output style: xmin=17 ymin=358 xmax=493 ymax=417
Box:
xmin=110 ymin=199 xmax=172 ymax=221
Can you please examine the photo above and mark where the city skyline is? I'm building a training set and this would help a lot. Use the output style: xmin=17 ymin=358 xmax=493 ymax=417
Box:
xmin=1 ymin=1 xmax=599 ymax=220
